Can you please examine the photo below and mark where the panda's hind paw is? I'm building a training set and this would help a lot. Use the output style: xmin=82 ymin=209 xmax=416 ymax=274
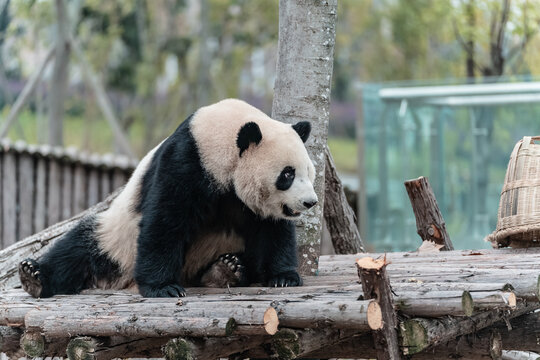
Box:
xmin=200 ymin=253 xmax=246 ymax=288
xmin=268 ymin=271 xmax=303 ymax=288
xmin=18 ymin=258 xmax=43 ymax=298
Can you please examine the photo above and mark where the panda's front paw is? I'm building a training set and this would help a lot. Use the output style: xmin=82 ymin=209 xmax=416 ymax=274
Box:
xmin=268 ymin=271 xmax=302 ymax=287
xmin=139 ymin=284 xmax=186 ymax=297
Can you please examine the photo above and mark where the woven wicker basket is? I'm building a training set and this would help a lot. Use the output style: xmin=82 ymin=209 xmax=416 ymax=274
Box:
xmin=486 ymin=136 xmax=540 ymax=248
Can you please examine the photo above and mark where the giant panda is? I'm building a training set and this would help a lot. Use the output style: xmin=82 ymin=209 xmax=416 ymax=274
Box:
xmin=18 ymin=99 xmax=318 ymax=298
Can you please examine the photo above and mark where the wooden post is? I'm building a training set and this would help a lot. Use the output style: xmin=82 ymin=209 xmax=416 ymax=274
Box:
xmin=18 ymin=150 xmax=35 ymax=239
xmin=404 ymin=176 xmax=454 ymax=250
xmin=2 ymin=149 xmax=17 ymax=247
xmin=33 ymin=155 xmax=47 ymax=232
xmin=324 ymin=146 xmax=365 ymax=254
xmin=272 ymin=0 xmax=337 ymax=275
xmin=47 ymin=157 xmax=62 ymax=226
xmin=356 ymin=257 xmax=403 ymax=360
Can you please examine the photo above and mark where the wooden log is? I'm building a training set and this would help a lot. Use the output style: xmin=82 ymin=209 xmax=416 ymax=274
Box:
xmin=403 ymin=176 xmax=454 ymax=250
xmin=323 ymin=146 xmax=365 ymax=254
xmin=163 ymin=336 xmax=270 ymax=360
xmin=399 ymin=303 xmax=538 ymax=355
xmin=2 ymin=150 xmax=17 ymax=247
xmin=33 ymin=155 xmax=47 ymax=232
xmin=27 ymin=315 xmax=238 ymax=339
xmin=18 ymin=152 xmax=35 ymax=239
xmin=47 ymin=158 xmax=62 ymax=226
xmin=356 ymin=257 xmax=403 ymax=359
xmin=238 ymin=328 xmax=357 ymax=360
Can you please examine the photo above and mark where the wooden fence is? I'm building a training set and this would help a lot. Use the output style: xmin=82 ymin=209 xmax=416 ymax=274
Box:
xmin=0 ymin=140 xmax=137 ymax=249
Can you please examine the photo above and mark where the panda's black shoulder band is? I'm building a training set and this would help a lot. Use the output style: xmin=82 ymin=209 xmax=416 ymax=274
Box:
xmin=237 ymin=122 xmax=262 ymax=157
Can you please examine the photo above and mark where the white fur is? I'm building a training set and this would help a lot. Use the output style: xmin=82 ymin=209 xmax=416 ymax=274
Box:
xmin=191 ymin=99 xmax=317 ymax=220
xmin=96 ymin=140 xmax=165 ymax=282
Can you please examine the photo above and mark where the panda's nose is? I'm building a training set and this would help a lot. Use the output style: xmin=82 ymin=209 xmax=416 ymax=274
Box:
xmin=303 ymin=200 xmax=317 ymax=209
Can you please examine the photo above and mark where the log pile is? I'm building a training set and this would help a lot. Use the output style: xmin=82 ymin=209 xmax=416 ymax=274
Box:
xmin=0 ymin=247 xmax=539 ymax=359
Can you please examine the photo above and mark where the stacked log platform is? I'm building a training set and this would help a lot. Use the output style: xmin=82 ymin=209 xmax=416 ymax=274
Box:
xmin=1 ymin=247 xmax=539 ymax=359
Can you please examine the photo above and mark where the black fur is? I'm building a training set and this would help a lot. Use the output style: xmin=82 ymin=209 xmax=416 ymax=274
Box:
xmin=292 ymin=121 xmax=311 ymax=143
xmin=19 ymin=114 xmax=302 ymax=298
xmin=275 ymin=166 xmax=295 ymax=191
xmin=236 ymin=121 xmax=262 ymax=157
xmin=135 ymin=116 xmax=300 ymax=296
xmin=19 ymin=216 xmax=122 ymax=297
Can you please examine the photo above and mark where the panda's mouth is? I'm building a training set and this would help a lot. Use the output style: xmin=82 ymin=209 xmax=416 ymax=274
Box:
xmin=283 ymin=204 xmax=301 ymax=217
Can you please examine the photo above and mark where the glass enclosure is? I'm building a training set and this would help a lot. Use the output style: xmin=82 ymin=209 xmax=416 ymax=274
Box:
xmin=360 ymin=78 xmax=540 ymax=252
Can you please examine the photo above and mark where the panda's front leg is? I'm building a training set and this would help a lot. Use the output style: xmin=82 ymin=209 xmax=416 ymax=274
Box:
xmin=135 ymin=216 xmax=188 ymax=297
xmin=253 ymin=219 xmax=303 ymax=287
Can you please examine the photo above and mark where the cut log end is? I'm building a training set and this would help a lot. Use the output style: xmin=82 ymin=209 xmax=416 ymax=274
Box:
xmin=400 ymin=319 xmax=428 ymax=355
xmin=162 ymin=338 xmax=193 ymax=360
xmin=507 ymin=292 xmax=517 ymax=308
xmin=356 ymin=256 xmax=387 ymax=270
xmin=264 ymin=306 xmax=279 ymax=335
xmin=462 ymin=291 xmax=474 ymax=317
xmin=367 ymin=300 xmax=383 ymax=330
xmin=20 ymin=331 xmax=45 ymax=358
xmin=66 ymin=337 xmax=98 ymax=360
xmin=271 ymin=329 xmax=300 ymax=360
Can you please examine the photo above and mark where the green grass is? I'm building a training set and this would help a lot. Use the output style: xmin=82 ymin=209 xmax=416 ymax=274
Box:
xmin=328 ymin=137 xmax=357 ymax=173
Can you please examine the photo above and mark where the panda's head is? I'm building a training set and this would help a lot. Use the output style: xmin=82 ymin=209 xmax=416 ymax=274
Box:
xmin=233 ymin=120 xmax=318 ymax=220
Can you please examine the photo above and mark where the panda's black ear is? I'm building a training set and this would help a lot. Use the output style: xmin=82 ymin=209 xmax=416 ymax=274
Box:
xmin=292 ymin=121 xmax=311 ymax=143
xmin=237 ymin=122 xmax=262 ymax=157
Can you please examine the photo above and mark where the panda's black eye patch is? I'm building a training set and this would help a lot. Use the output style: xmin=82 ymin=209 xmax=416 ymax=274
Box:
xmin=276 ymin=166 xmax=295 ymax=191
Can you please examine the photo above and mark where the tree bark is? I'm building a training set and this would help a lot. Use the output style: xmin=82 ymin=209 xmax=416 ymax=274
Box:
xmin=324 ymin=146 xmax=365 ymax=254
xmin=404 ymin=176 xmax=454 ymax=250
xmin=48 ymin=0 xmax=70 ymax=146
xmin=272 ymin=0 xmax=337 ymax=275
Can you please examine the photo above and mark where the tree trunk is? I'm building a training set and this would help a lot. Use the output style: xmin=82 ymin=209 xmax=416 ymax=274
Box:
xmin=48 ymin=0 xmax=70 ymax=146
xmin=272 ymin=0 xmax=337 ymax=275
xmin=324 ymin=146 xmax=365 ymax=253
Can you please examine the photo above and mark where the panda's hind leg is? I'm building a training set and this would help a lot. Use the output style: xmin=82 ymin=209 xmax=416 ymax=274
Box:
xmin=200 ymin=253 xmax=246 ymax=288
xmin=19 ymin=259 xmax=44 ymax=298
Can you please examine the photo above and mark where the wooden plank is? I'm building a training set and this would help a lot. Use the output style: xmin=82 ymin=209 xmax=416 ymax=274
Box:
xmin=61 ymin=162 xmax=73 ymax=220
xmin=100 ymin=170 xmax=112 ymax=200
xmin=73 ymin=164 xmax=87 ymax=214
xmin=2 ymin=151 xmax=18 ymax=247
xmin=18 ymin=153 xmax=35 ymax=239
xmin=46 ymin=159 xmax=61 ymax=227
xmin=87 ymin=168 xmax=100 ymax=207
xmin=33 ymin=157 xmax=47 ymax=233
